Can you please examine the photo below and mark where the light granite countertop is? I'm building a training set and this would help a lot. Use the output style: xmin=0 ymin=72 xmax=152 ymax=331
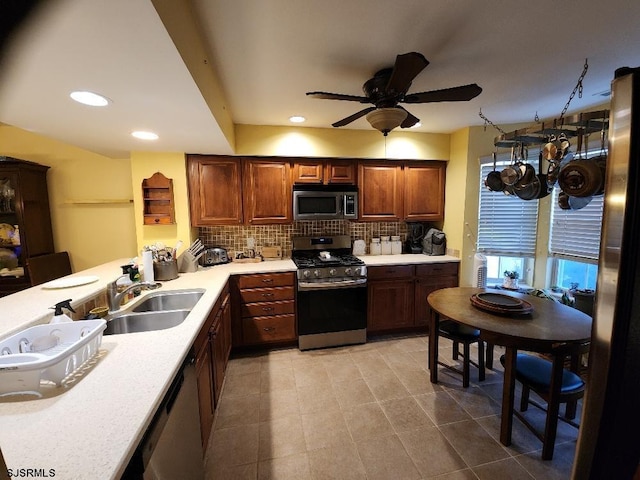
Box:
xmin=0 ymin=253 xmax=458 ymax=479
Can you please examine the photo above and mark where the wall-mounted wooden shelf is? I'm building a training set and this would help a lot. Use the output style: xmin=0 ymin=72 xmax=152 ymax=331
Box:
xmin=142 ymin=172 xmax=175 ymax=225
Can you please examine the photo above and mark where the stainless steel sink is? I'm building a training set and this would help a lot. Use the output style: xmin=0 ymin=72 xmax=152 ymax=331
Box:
xmin=130 ymin=289 xmax=205 ymax=312
xmin=103 ymin=288 xmax=205 ymax=335
xmin=104 ymin=310 xmax=191 ymax=335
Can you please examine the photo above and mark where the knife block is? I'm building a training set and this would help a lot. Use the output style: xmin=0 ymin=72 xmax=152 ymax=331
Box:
xmin=177 ymin=252 xmax=199 ymax=273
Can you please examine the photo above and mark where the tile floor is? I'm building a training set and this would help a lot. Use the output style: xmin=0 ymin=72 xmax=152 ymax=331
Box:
xmin=204 ymin=335 xmax=581 ymax=480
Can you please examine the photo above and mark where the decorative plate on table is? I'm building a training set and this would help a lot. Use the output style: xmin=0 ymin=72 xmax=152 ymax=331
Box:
xmin=470 ymin=293 xmax=533 ymax=315
xmin=41 ymin=275 xmax=99 ymax=289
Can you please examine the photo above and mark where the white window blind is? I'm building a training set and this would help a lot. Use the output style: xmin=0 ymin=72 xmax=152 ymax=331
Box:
xmin=477 ymin=154 xmax=539 ymax=257
xmin=549 ymin=186 xmax=604 ymax=261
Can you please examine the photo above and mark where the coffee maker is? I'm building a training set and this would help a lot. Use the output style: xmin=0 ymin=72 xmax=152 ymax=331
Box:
xmin=405 ymin=222 xmax=426 ymax=253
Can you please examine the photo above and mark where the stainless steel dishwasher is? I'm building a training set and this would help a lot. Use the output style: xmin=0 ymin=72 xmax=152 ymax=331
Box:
xmin=122 ymin=352 xmax=204 ymax=479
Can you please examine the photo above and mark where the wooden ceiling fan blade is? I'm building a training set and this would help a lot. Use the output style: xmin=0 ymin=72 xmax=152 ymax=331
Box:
xmin=306 ymin=91 xmax=370 ymax=103
xmin=403 ymin=84 xmax=482 ymax=103
xmin=398 ymin=107 xmax=420 ymax=128
xmin=385 ymin=52 xmax=429 ymax=94
xmin=332 ymin=107 xmax=376 ymax=127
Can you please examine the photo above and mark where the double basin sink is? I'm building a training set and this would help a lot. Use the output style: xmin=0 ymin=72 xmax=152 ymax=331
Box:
xmin=104 ymin=289 xmax=205 ymax=335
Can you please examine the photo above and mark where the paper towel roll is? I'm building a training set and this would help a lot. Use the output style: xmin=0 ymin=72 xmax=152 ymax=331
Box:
xmin=142 ymin=250 xmax=154 ymax=283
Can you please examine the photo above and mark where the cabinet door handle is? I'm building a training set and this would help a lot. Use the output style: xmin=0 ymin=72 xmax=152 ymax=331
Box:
xmin=263 ymin=327 xmax=275 ymax=332
xmin=262 ymin=293 xmax=274 ymax=298
xmin=262 ymin=278 xmax=274 ymax=284
xmin=262 ymin=307 xmax=275 ymax=312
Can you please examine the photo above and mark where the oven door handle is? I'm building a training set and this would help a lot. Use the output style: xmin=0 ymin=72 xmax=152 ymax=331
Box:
xmin=298 ymin=279 xmax=367 ymax=290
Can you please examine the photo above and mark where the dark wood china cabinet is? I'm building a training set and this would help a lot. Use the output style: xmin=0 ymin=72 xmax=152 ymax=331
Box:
xmin=0 ymin=157 xmax=54 ymax=296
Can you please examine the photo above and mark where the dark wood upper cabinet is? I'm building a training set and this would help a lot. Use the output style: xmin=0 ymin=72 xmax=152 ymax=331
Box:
xmin=242 ymin=159 xmax=292 ymax=224
xmin=187 ymin=155 xmax=243 ymax=226
xmin=358 ymin=162 xmax=404 ymax=221
xmin=404 ymin=162 xmax=446 ymax=221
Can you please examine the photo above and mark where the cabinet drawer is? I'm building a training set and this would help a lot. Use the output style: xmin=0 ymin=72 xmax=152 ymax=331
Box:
xmin=238 ymin=272 xmax=294 ymax=289
xmin=242 ymin=315 xmax=296 ymax=344
xmin=240 ymin=286 xmax=294 ymax=303
xmin=415 ymin=262 xmax=459 ymax=277
xmin=242 ymin=300 xmax=295 ymax=318
xmin=368 ymin=265 xmax=415 ymax=280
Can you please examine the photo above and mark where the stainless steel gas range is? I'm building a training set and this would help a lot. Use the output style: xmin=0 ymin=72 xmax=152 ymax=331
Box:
xmin=292 ymin=235 xmax=367 ymax=350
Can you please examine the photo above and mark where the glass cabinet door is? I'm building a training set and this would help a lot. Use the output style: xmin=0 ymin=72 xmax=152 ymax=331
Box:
xmin=0 ymin=175 xmax=23 ymax=278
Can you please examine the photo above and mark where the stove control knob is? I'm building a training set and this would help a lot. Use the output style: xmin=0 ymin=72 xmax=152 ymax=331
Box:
xmin=313 ymin=270 xmax=321 ymax=278
xmin=329 ymin=269 xmax=337 ymax=276
xmin=345 ymin=268 xmax=353 ymax=276
xmin=302 ymin=270 xmax=311 ymax=278
xmin=354 ymin=267 xmax=362 ymax=276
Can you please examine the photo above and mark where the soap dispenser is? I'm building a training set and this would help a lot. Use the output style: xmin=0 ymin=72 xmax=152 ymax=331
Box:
xmin=50 ymin=299 xmax=76 ymax=324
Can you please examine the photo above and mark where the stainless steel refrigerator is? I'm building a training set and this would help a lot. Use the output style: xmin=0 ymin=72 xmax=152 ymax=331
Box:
xmin=573 ymin=67 xmax=640 ymax=479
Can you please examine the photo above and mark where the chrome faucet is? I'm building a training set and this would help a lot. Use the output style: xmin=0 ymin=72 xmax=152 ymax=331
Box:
xmin=107 ymin=275 xmax=160 ymax=312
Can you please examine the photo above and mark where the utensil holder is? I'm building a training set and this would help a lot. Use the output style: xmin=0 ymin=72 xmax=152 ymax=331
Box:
xmin=153 ymin=258 xmax=178 ymax=281
xmin=177 ymin=251 xmax=199 ymax=273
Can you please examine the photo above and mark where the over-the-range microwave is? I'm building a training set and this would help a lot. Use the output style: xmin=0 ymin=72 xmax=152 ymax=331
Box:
xmin=293 ymin=185 xmax=358 ymax=221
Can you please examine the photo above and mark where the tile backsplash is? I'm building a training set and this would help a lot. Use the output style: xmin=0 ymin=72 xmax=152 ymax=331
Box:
xmin=199 ymin=221 xmax=440 ymax=257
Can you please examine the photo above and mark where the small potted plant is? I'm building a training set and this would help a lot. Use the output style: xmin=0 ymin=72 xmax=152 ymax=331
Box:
xmin=503 ymin=270 xmax=520 ymax=289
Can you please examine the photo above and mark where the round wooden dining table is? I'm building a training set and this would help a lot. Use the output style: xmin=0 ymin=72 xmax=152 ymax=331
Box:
xmin=427 ymin=287 xmax=592 ymax=454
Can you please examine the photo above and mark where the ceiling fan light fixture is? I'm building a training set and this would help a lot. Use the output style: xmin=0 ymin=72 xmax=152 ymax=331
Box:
xmin=366 ymin=108 xmax=408 ymax=135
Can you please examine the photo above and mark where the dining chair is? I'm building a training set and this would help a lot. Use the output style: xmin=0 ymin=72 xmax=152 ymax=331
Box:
xmin=500 ymin=350 xmax=587 ymax=460
xmin=437 ymin=319 xmax=485 ymax=387
xmin=27 ymin=251 xmax=72 ymax=286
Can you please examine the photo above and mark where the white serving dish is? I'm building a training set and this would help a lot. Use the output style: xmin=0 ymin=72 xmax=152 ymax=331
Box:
xmin=0 ymin=319 xmax=106 ymax=395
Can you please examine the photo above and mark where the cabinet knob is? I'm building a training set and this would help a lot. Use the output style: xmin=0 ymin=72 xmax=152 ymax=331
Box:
xmin=262 ymin=278 xmax=274 ymax=283
xmin=262 ymin=307 xmax=275 ymax=312
xmin=263 ymin=327 xmax=275 ymax=332
xmin=154 ymin=218 xmax=160 ymax=223
xmin=262 ymin=293 xmax=274 ymax=298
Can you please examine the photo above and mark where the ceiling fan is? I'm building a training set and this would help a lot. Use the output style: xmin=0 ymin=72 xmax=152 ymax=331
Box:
xmin=306 ymin=52 xmax=482 ymax=135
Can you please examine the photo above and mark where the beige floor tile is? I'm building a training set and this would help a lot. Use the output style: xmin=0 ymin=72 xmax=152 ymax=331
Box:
xmin=293 ymin=362 xmax=331 ymax=387
xmin=446 ymin=385 xmax=503 ymax=419
xmin=393 ymin=335 xmax=428 ymax=353
xmin=398 ymin=425 xmax=467 ymax=478
xmin=439 ymin=419 xmax=511 ymax=467
xmin=307 ymin=442 xmax=367 ymax=480
xmin=297 ymin=382 xmax=341 ymax=414
xmin=215 ymin=392 xmax=260 ymax=429
xmin=475 ymin=414 xmax=543 ymax=456
xmin=301 ymin=409 xmax=352 ymax=451
xmin=258 ymin=452 xmax=312 ymax=480
xmin=433 ymin=469 xmax=484 ymax=480
xmin=332 ymin=378 xmax=376 ymax=409
xmin=223 ymin=371 xmax=262 ymax=397
xmin=326 ymin=361 xmax=363 ymax=384
xmin=364 ymin=369 xmax=411 ymax=401
xmin=206 ymin=461 xmax=257 ymax=480
xmin=382 ymin=350 xmax=425 ymax=372
xmin=394 ymin=367 xmax=442 ymax=395
xmin=355 ymin=434 xmax=421 ymax=480
xmin=343 ymin=402 xmax=395 ymax=442
xmin=259 ymin=415 xmax=307 ymax=460
xmin=260 ymin=367 xmax=296 ymax=392
xmin=513 ymin=441 xmax=576 ymax=480
xmin=379 ymin=396 xmax=434 ymax=432
xmin=227 ymin=355 xmax=263 ymax=376
xmin=415 ymin=391 xmax=473 ymax=425
xmin=351 ymin=351 xmax=395 ymax=378
xmin=209 ymin=423 xmax=259 ymax=467
xmin=472 ymin=457 xmax=535 ymax=480
xmin=259 ymin=389 xmax=300 ymax=421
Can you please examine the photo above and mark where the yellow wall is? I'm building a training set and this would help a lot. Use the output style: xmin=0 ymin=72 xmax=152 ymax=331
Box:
xmin=130 ymin=151 xmax=195 ymax=254
xmin=235 ymin=124 xmax=450 ymax=160
xmin=0 ymin=124 xmax=137 ymax=272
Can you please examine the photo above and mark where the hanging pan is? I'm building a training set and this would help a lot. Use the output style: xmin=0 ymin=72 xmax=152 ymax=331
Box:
xmin=485 ymin=152 xmax=505 ymax=192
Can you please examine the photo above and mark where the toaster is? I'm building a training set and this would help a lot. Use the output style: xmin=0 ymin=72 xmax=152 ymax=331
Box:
xmin=199 ymin=247 xmax=230 ymax=266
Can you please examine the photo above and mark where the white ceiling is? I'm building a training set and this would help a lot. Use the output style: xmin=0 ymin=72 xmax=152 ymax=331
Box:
xmin=1 ymin=0 xmax=639 ymax=158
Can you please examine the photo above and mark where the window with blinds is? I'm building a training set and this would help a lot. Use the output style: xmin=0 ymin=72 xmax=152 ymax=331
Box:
xmin=549 ymin=187 xmax=604 ymax=261
xmin=477 ymin=154 xmax=539 ymax=256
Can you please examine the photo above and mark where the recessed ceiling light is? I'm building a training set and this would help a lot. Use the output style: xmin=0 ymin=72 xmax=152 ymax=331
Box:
xmin=70 ymin=91 xmax=109 ymax=106
xmin=131 ymin=131 xmax=159 ymax=140
xmin=289 ymin=116 xmax=306 ymax=123
xmin=410 ymin=122 xmax=422 ymax=129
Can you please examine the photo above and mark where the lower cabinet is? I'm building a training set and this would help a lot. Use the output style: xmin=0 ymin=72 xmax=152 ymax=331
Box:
xmin=367 ymin=262 xmax=459 ymax=334
xmin=194 ymin=283 xmax=231 ymax=449
xmin=231 ymin=272 xmax=297 ymax=347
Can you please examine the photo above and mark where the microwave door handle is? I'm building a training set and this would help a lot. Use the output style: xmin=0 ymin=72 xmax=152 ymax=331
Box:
xmin=341 ymin=194 xmax=346 ymax=216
